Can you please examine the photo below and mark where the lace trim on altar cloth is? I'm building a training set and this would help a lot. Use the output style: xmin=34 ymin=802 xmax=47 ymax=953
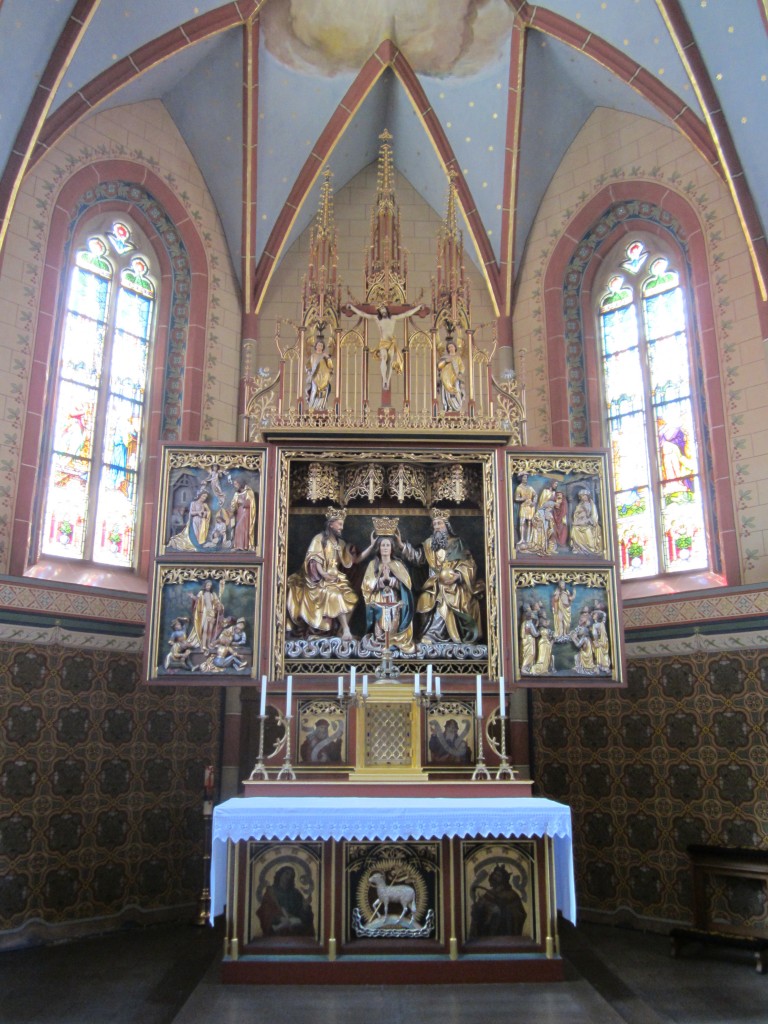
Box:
xmin=212 ymin=796 xmax=571 ymax=844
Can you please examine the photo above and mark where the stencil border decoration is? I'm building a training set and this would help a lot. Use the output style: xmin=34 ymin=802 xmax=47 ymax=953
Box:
xmin=156 ymin=444 xmax=266 ymax=557
xmin=511 ymin=565 xmax=624 ymax=688
xmin=506 ymin=450 xmax=613 ymax=562
xmin=146 ymin=562 xmax=262 ymax=684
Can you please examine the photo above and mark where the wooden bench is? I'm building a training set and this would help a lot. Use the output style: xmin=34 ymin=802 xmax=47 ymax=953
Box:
xmin=670 ymin=845 xmax=768 ymax=973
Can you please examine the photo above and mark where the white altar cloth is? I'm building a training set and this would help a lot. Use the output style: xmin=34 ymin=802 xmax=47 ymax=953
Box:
xmin=210 ymin=796 xmax=575 ymax=923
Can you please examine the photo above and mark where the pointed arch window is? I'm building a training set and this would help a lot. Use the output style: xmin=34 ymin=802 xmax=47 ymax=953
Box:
xmin=39 ymin=220 xmax=155 ymax=567
xmin=598 ymin=239 xmax=708 ymax=579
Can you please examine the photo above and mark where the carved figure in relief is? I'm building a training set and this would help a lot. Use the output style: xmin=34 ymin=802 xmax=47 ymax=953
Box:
xmin=286 ymin=507 xmax=373 ymax=641
xmin=165 ymin=617 xmax=194 ymax=671
xmin=570 ymin=489 xmax=603 ymax=555
xmin=229 ymin=476 xmax=257 ymax=551
xmin=520 ymin=610 xmax=538 ymax=673
xmin=361 ymin=536 xmax=415 ymax=653
xmin=551 ymin=581 xmax=575 ymax=639
xmin=198 ymin=640 xmax=248 ymax=673
xmin=514 ymin=473 xmax=537 ymax=545
xmin=256 ymin=865 xmax=315 ymax=937
xmin=395 ymin=509 xmax=484 ymax=644
xmin=528 ymin=612 xmax=554 ymax=675
xmin=186 ymin=579 xmax=224 ymax=649
xmin=552 ymin=489 xmax=569 ymax=548
xmin=470 ymin=864 xmax=527 ymax=938
xmin=346 ymin=302 xmax=426 ymax=389
xmin=591 ymin=609 xmax=611 ymax=671
xmin=201 ymin=462 xmax=227 ymax=503
xmin=305 ymin=337 xmax=334 ymax=411
xmin=167 ymin=489 xmax=211 ymax=551
xmin=436 ymin=339 xmax=466 ymax=412
xmin=367 ymin=871 xmax=418 ymax=925
xmin=571 ymin=609 xmax=597 ymax=674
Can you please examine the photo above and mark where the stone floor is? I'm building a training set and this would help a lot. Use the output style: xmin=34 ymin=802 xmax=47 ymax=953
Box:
xmin=1 ymin=918 xmax=767 ymax=1023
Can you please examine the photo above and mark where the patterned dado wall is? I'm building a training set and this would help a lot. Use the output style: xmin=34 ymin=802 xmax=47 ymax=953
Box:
xmin=532 ymin=648 xmax=768 ymax=931
xmin=0 ymin=640 xmax=221 ymax=949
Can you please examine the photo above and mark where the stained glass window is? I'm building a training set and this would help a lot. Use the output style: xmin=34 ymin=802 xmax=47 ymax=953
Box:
xmin=599 ymin=242 xmax=707 ymax=579
xmin=39 ymin=223 xmax=155 ymax=567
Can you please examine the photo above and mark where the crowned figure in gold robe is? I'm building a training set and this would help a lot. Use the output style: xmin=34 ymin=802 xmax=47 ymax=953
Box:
xmin=361 ymin=528 xmax=415 ymax=654
xmin=286 ymin=507 xmax=371 ymax=641
xmin=395 ymin=509 xmax=483 ymax=645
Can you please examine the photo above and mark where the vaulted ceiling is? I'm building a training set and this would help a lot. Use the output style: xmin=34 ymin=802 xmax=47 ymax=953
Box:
xmin=2 ymin=0 xmax=767 ymax=311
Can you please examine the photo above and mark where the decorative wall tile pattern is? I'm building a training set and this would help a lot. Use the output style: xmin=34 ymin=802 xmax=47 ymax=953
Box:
xmin=532 ymin=649 xmax=768 ymax=929
xmin=0 ymin=641 xmax=220 ymax=944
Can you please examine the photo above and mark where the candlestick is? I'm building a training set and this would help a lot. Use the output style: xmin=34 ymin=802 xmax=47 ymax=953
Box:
xmin=471 ymin=697 xmax=491 ymax=781
xmin=247 ymin=708 xmax=269 ymax=781
xmin=276 ymin=706 xmax=297 ymax=781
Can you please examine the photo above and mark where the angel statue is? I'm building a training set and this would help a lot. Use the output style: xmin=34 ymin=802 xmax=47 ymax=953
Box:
xmin=436 ymin=335 xmax=466 ymax=413
xmin=305 ymin=333 xmax=334 ymax=412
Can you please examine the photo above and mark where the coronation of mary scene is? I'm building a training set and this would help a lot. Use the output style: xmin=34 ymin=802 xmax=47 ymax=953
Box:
xmin=2 ymin=0 xmax=768 ymax=996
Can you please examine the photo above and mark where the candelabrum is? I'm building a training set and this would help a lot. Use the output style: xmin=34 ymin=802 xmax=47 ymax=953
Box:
xmin=495 ymin=709 xmax=518 ymax=781
xmin=471 ymin=713 xmax=491 ymax=780
xmin=247 ymin=713 xmax=269 ymax=780
xmin=276 ymin=711 xmax=297 ymax=780
xmin=375 ymin=628 xmax=400 ymax=680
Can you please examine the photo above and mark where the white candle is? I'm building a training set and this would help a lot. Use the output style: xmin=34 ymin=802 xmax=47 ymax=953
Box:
xmin=436 ymin=675 xmax=442 ymax=698
xmin=350 ymin=665 xmax=356 ymax=688
xmin=476 ymin=674 xmax=482 ymax=718
xmin=426 ymin=663 xmax=433 ymax=690
xmin=499 ymin=675 xmax=506 ymax=717
xmin=362 ymin=674 xmax=369 ymax=697
xmin=337 ymin=676 xmax=343 ymax=698
xmin=414 ymin=672 xmax=420 ymax=695
xmin=260 ymin=674 xmax=267 ymax=717
xmin=286 ymin=675 xmax=293 ymax=716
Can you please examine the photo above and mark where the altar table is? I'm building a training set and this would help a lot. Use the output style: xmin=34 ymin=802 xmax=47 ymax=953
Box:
xmin=211 ymin=795 xmax=575 ymax=922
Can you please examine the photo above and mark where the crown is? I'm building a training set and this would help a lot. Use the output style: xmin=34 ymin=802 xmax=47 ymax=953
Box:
xmin=429 ymin=507 xmax=450 ymax=524
xmin=325 ymin=506 xmax=347 ymax=523
xmin=372 ymin=515 xmax=399 ymax=535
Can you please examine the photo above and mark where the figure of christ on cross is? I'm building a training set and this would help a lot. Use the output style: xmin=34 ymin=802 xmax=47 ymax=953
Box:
xmin=344 ymin=301 xmax=429 ymax=391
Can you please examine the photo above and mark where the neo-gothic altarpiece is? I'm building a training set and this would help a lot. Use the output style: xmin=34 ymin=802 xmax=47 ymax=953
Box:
xmin=145 ymin=134 xmax=625 ymax=983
